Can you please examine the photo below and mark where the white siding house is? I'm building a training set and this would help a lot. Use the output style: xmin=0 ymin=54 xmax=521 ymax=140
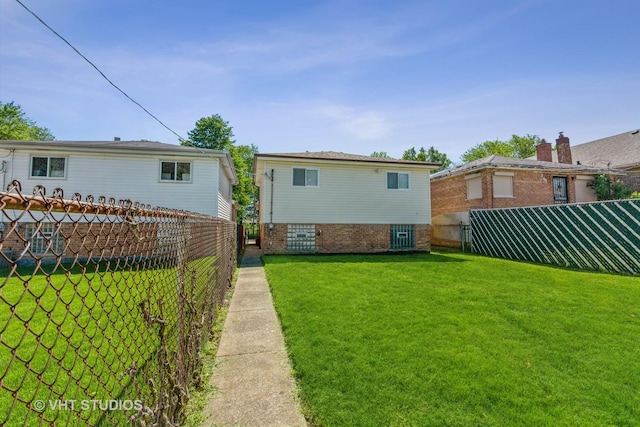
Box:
xmin=0 ymin=140 xmax=237 ymax=219
xmin=254 ymin=151 xmax=438 ymax=254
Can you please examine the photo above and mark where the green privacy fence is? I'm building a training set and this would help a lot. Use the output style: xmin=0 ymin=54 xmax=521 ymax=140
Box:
xmin=469 ymin=200 xmax=640 ymax=275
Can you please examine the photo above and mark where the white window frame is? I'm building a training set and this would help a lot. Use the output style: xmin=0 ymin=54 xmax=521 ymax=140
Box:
xmin=160 ymin=161 xmax=192 ymax=182
xmin=292 ymin=168 xmax=319 ymax=187
xmin=387 ymin=171 xmax=410 ymax=190
xmin=493 ymin=171 xmax=514 ymax=198
xmin=30 ymin=156 xmax=67 ymax=179
xmin=465 ymin=173 xmax=482 ymax=200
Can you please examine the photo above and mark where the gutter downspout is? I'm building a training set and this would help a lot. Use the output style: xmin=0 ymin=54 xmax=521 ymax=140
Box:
xmin=269 ymin=169 xmax=274 ymax=226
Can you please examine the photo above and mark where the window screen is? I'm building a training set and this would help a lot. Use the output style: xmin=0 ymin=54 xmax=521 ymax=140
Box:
xmin=31 ymin=157 xmax=66 ymax=178
xmin=161 ymin=162 xmax=191 ymax=181
xmin=293 ymin=168 xmax=318 ymax=186
xmin=387 ymin=172 xmax=409 ymax=189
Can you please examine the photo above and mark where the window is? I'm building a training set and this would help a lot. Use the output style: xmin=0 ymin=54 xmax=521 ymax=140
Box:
xmin=31 ymin=156 xmax=66 ymax=178
xmin=553 ymin=176 xmax=568 ymax=204
xmin=390 ymin=224 xmax=415 ymax=250
xmin=287 ymin=224 xmax=316 ymax=252
xmin=25 ymin=223 xmax=64 ymax=255
xmin=493 ymin=172 xmax=514 ymax=198
xmin=161 ymin=161 xmax=192 ymax=182
xmin=387 ymin=172 xmax=409 ymax=189
xmin=465 ymin=173 xmax=482 ymax=200
xmin=292 ymin=168 xmax=318 ymax=187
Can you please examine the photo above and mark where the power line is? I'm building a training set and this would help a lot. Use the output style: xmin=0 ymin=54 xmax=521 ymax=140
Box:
xmin=15 ymin=0 xmax=187 ymax=142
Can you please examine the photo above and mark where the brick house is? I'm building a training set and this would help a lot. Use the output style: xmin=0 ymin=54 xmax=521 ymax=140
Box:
xmin=430 ymin=134 xmax=626 ymax=248
xmin=530 ymin=129 xmax=640 ymax=192
xmin=253 ymin=151 xmax=439 ymax=254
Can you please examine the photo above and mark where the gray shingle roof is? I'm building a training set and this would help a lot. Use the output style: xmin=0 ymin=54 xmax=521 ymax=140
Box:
xmin=0 ymin=139 xmax=215 ymax=153
xmin=255 ymin=151 xmax=440 ymax=167
xmin=431 ymin=155 xmax=626 ymax=180
xmin=566 ymin=129 xmax=640 ymax=169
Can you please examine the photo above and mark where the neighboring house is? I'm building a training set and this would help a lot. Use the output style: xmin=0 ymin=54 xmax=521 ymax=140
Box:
xmin=253 ymin=151 xmax=439 ymax=254
xmin=530 ymin=129 xmax=640 ymax=191
xmin=430 ymin=134 xmax=625 ymax=248
xmin=0 ymin=139 xmax=237 ymax=265
xmin=0 ymin=139 xmax=238 ymax=218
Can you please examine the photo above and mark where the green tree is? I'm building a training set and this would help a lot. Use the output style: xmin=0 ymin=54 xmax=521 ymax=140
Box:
xmin=403 ymin=146 xmax=452 ymax=173
xmin=370 ymin=151 xmax=392 ymax=158
xmin=589 ymin=174 xmax=632 ymax=200
xmin=182 ymin=114 xmax=257 ymax=221
xmin=0 ymin=101 xmax=55 ymax=140
xmin=181 ymin=114 xmax=234 ymax=151
xmin=424 ymin=146 xmax=452 ymax=172
xmin=402 ymin=147 xmax=418 ymax=160
xmin=461 ymin=134 xmax=540 ymax=163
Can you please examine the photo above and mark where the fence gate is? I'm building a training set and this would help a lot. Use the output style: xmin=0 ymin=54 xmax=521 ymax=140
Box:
xmin=470 ymin=200 xmax=640 ymax=275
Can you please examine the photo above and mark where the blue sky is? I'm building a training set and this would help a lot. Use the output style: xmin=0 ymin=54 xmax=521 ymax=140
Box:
xmin=1 ymin=0 xmax=639 ymax=161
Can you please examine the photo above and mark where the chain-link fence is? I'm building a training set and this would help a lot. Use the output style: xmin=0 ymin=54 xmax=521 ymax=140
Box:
xmin=0 ymin=180 xmax=237 ymax=426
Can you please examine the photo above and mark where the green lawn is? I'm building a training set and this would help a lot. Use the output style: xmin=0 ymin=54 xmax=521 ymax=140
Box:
xmin=0 ymin=257 xmax=219 ymax=426
xmin=264 ymin=252 xmax=640 ymax=426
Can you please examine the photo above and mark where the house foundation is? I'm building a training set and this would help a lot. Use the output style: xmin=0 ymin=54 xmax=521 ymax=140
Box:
xmin=259 ymin=223 xmax=430 ymax=254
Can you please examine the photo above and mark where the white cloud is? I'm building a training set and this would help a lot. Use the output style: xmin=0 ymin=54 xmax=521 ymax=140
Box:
xmin=313 ymin=104 xmax=393 ymax=140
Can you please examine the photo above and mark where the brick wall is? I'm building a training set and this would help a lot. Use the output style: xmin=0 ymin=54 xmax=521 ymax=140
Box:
xmin=431 ymin=168 xmax=578 ymax=247
xmin=1 ymin=222 xmax=148 ymax=266
xmin=259 ymin=223 xmax=431 ymax=254
xmin=431 ymin=168 xmax=578 ymax=219
xmin=621 ymin=169 xmax=640 ymax=192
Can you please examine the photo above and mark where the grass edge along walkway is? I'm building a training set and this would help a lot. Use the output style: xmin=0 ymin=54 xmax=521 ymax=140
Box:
xmin=264 ymin=251 xmax=640 ymax=426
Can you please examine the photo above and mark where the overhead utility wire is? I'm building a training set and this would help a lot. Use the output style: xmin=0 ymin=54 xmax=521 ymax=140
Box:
xmin=15 ymin=0 xmax=186 ymax=142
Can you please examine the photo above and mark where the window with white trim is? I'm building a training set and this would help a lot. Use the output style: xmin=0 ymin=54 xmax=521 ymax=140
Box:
xmin=161 ymin=161 xmax=192 ymax=182
xmin=493 ymin=172 xmax=514 ymax=197
xmin=31 ymin=156 xmax=66 ymax=178
xmin=465 ymin=174 xmax=482 ymax=200
xmin=387 ymin=172 xmax=409 ymax=189
xmin=292 ymin=168 xmax=318 ymax=187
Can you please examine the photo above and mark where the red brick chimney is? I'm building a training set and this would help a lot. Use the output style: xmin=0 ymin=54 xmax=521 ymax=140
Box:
xmin=536 ymin=139 xmax=552 ymax=162
xmin=556 ymin=132 xmax=572 ymax=164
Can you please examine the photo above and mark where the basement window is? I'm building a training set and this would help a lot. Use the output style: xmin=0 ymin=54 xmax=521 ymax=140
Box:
xmin=390 ymin=224 xmax=415 ymax=250
xmin=287 ymin=224 xmax=316 ymax=252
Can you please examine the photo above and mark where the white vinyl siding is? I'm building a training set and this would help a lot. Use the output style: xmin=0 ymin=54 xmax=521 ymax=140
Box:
xmin=217 ymin=167 xmax=233 ymax=220
xmin=260 ymin=161 xmax=431 ymax=224
xmin=465 ymin=174 xmax=482 ymax=200
xmin=12 ymin=151 xmax=222 ymax=217
xmin=493 ymin=172 xmax=514 ymax=198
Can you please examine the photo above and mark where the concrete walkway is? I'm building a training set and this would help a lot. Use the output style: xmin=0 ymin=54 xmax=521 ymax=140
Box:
xmin=204 ymin=245 xmax=307 ymax=426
